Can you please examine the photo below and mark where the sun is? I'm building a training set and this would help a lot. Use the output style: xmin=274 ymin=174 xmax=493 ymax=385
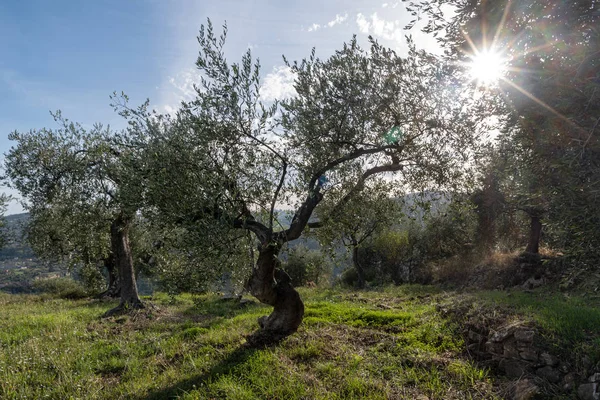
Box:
xmin=468 ymin=50 xmax=507 ymax=86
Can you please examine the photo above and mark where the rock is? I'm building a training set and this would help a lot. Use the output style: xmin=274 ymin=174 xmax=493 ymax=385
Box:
xmin=467 ymin=343 xmax=480 ymax=352
xmin=582 ymin=356 xmax=593 ymax=370
xmin=468 ymin=330 xmax=484 ymax=343
xmin=522 ymin=276 xmax=544 ymax=290
xmin=577 ymin=383 xmax=599 ymax=400
xmin=514 ymin=329 xmax=535 ymax=343
xmin=501 ymin=359 xmax=528 ymax=378
xmin=536 ymin=366 xmax=562 ymax=383
xmin=520 ymin=348 xmax=539 ymax=362
xmin=540 ymin=352 xmax=559 ymax=367
xmin=590 ymin=373 xmax=600 ymax=383
xmin=238 ymin=299 xmax=257 ymax=307
xmin=504 ymin=342 xmax=521 ymax=359
xmin=491 ymin=329 xmax=514 ymax=342
xmin=220 ymin=294 xmax=242 ymax=302
xmin=513 ymin=379 xmax=540 ymax=400
xmin=559 ymin=362 xmax=570 ymax=374
xmin=563 ymin=372 xmax=578 ymax=392
xmin=486 ymin=341 xmax=504 ymax=355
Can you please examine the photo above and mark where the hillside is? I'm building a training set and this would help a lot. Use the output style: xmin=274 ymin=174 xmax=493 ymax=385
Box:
xmin=1 ymin=285 xmax=598 ymax=399
xmin=0 ymin=212 xmax=67 ymax=293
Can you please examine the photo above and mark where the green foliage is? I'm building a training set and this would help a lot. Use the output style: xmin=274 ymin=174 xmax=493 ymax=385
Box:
xmin=31 ymin=277 xmax=88 ymax=299
xmin=76 ymin=263 xmax=106 ymax=295
xmin=347 ymin=199 xmax=477 ymax=286
xmin=420 ymin=200 xmax=477 ymax=260
xmin=0 ymin=194 xmax=10 ymax=250
xmin=282 ymin=245 xmax=331 ymax=287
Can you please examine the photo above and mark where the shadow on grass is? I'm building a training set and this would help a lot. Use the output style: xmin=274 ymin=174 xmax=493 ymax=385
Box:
xmin=138 ymin=329 xmax=287 ymax=400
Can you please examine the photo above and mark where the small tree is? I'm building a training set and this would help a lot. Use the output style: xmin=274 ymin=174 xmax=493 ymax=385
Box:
xmin=4 ymin=112 xmax=148 ymax=314
xmin=24 ymin=201 xmax=115 ymax=295
xmin=282 ymin=245 xmax=330 ymax=287
xmin=144 ymin=21 xmax=486 ymax=337
xmin=313 ymin=181 xmax=402 ymax=288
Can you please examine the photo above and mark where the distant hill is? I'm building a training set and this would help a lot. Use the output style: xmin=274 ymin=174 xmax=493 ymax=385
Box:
xmin=0 ymin=212 xmax=34 ymax=262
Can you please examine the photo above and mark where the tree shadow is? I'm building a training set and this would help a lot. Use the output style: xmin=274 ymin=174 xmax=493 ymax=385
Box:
xmin=138 ymin=329 xmax=288 ymax=400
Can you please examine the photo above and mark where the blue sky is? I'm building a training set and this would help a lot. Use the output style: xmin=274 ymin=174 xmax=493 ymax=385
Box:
xmin=0 ymin=0 xmax=442 ymax=214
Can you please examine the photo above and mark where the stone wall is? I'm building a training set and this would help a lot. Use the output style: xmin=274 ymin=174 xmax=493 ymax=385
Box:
xmin=465 ymin=323 xmax=599 ymax=399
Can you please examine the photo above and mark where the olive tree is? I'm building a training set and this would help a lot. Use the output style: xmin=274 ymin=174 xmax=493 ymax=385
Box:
xmin=404 ymin=0 xmax=600 ymax=258
xmin=147 ymin=21 xmax=487 ymax=337
xmin=312 ymin=181 xmax=402 ymax=288
xmin=4 ymin=112 xmax=147 ymax=314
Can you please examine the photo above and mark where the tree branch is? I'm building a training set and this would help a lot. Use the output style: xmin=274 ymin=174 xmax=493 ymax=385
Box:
xmin=308 ymin=143 xmax=403 ymax=191
xmin=269 ymin=161 xmax=287 ymax=231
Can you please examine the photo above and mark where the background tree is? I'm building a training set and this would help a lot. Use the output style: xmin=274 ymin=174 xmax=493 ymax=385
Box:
xmin=145 ymin=21 xmax=488 ymax=337
xmin=404 ymin=0 xmax=600 ymax=259
xmin=281 ymin=245 xmax=331 ymax=287
xmin=4 ymin=111 xmax=148 ymax=314
xmin=313 ymin=181 xmax=402 ymax=288
xmin=24 ymin=202 xmax=113 ymax=295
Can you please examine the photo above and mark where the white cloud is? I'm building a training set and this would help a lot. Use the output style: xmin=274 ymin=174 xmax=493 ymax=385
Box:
xmin=159 ymin=67 xmax=201 ymax=114
xmin=356 ymin=13 xmax=371 ymax=34
xmin=307 ymin=23 xmax=321 ymax=32
xmin=307 ymin=12 xmax=348 ymax=32
xmin=355 ymin=13 xmax=404 ymax=43
xmin=327 ymin=13 xmax=348 ymax=28
xmin=382 ymin=3 xmax=388 ymax=8
xmin=259 ymin=66 xmax=296 ymax=102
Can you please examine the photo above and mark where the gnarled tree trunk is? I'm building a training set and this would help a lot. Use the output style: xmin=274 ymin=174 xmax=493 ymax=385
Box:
xmin=104 ymin=214 xmax=143 ymax=316
xmin=245 ymin=243 xmax=304 ymax=337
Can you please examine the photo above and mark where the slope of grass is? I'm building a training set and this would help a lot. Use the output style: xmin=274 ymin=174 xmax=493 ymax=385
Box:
xmin=0 ymin=286 xmax=500 ymax=399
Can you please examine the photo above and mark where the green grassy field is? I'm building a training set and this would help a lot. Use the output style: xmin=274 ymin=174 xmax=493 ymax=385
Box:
xmin=1 ymin=286 xmax=598 ymax=399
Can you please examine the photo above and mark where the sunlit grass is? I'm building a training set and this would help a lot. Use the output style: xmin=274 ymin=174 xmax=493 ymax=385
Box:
xmin=0 ymin=287 xmax=500 ymax=399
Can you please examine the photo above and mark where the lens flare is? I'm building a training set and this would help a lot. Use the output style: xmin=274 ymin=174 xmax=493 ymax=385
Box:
xmin=469 ymin=50 xmax=507 ymax=85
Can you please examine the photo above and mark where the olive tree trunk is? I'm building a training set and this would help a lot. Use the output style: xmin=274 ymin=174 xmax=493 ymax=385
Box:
xmin=104 ymin=215 xmax=143 ymax=316
xmin=352 ymin=245 xmax=366 ymax=289
xmin=525 ymin=209 xmax=542 ymax=254
xmin=245 ymin=243 xmax=304 ymax=336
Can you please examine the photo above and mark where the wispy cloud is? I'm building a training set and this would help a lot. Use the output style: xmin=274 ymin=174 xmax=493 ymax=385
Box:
xmin=355 ymin=13 xmax=404 ymax=43
xmin=307 ymin=12 xmax=348 ymax=32
xmin=159 ymin=68 xmax=202 ymax=114
xmin=260 ymin=66 xmax=296 ymax=102
xmin=327 ymin=13 xmax=348 ymax=28
xmin=307 ymin=23 xmax=321 ymax=32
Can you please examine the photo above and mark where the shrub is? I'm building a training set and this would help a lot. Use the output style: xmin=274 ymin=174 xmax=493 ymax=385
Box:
xmin=32 ymin=277 xmax=88 ymax=299
xmin=340 ymin=267 xmax=359 ymax=287
xmin=77 ymin=263 xmax=106 ymax=295
xmin=283 ymin=245 xmax=331 ymax=287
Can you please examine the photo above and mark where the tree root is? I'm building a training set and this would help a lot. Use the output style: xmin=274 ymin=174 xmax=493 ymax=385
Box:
xmin=102 ymin=300 xmax=145 ymax=318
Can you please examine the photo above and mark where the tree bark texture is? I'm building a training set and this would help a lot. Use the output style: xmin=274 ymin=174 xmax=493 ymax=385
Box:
xmin=525 ymin=213 xmax=542 ymax=254
xmin=352 ymin=245 xmax=366 ymax=289
xmin=105 ymin=215 xmax=143 ymax=315
xmin=245 ymin=243 xmax=304 ymax=336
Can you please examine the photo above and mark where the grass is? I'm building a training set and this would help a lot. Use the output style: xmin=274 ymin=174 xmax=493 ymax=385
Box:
xmin=5 ymin=284 xmax=598 ymax=399
xmin=0 ymin=287 xmax=500 ymax=399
